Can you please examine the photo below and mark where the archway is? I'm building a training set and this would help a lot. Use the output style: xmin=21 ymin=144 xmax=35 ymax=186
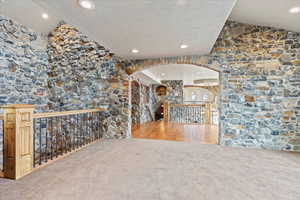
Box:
xmin=129 ymin=63 xmax=221 ymax=144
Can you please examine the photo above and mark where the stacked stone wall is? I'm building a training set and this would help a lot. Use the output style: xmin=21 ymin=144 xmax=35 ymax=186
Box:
xmin=0 ymin=16 xmax=131 ymax=139
xmin=160 ymin=80 xmax=183 ymax=104
xmin=128 ymin=21 xmax=300 ymax=151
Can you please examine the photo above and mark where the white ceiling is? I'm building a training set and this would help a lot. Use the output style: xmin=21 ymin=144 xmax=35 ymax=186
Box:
xmin=1 ymin=0 xmax=300 ymax=60
xmin=33 ymin=0 xmax=236 ymax=59
xmin=0 ymin=0 xmax=60 ymax=35
xmin=136 ymin=64 xmax=219 ymax=85
xmin=230 ymin=0 xmax=300 ymax=32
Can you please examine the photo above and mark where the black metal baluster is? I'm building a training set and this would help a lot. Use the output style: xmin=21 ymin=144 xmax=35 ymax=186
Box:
xmin=55 ymin=117 xmax=58 ymax=158
xmin=60 ymin=116 xmax=63 ymax=155
xmin=89 ymin=112 xmax=92 ymax=143
xmin=65 ymin=115 xmax=68 ymax=153
xmin=70 ymin=115 xmax=73 ymax=151
xmin=66 ymin=115 xmax=68 ymax=152
xmin=45 ymin=118 xmax=48 ymax=163
xmin=72 ymin=115 xmax=75 ymax=150
xmin=92 ymin=112 xmax=95 ymax=141
xmin=79 ymin=114 xmax=83 ymax=147
xmin=76 ymin=114 xmax=79 ymax=148
xmin=95 ymin=112 xmax=97 ymax=140
xmin=63 ymin=116 xmax=67 ymax=153
xmin=87 ymin=113 xmax=90 ymax=143
xmin=33 ymin=119 xmax=35 ymax=167
xmin=96 ymin=112 xmax=99 ymax=140
xmin=50 ymin=117 xmax=53 ymax=160
xmin=91 ymin=113 xmax=93 ymax=141
xmin=85 ymin=113 xmax=88 ymax=145
xmin=68 ymin=115 xmax=71 ymax=151
xmin=98 ymin=112 xmax=103 ymax=139
xmin=96 ymin=112 xmax=99 ymax=139
xmin=39 ymin=118 xmax=42 ymax=165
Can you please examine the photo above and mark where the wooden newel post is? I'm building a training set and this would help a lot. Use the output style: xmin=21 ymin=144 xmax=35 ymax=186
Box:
xmin=1 ymin=104 xmax=35 ymax=179
xmin=163 ymin=102 xmax=169 ymax=122
xmin=204 ymin=103 xmax=212 ymax=125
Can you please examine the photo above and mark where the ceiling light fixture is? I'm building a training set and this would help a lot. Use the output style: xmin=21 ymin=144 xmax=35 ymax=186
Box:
xmin=180 ymin=44 xmax=188 ymax=49
xmin=131 ymin=49 xmax=139 ymax=53
xmin=161 ymin=73 xmax=166 ymax=76
xmin=78 ymin=0 xmax=95 ymax=10
xmin=289 ymin=7 xmax=300 ymax=14
xmin=42 ymin=13 xmax=49 ymax=19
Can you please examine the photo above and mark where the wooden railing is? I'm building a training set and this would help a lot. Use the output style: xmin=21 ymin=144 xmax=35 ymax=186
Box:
xmin=33 ymin=108 xmax=105 ymax=168
xmin=0 ymin=105 xmax=106 ymax=179
xmin=164 ymin=103 xmax=214 ymax=124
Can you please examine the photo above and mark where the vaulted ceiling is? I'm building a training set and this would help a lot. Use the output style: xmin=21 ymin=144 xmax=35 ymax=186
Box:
xmin=1 ymin=0 xmax=300 ymax=59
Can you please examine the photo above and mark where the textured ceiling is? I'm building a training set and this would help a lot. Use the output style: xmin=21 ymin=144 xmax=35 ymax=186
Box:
xmin=230 ymin=0 xmax=300 ymax=32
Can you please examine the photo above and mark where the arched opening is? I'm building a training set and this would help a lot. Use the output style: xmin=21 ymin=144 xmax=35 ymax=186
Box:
xmin=130 ymin=63 xmax=221 ymax=144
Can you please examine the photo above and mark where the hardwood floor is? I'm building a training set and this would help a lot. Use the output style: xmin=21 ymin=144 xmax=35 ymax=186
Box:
xmin=132 ymin=121 xmax=218 ymax=144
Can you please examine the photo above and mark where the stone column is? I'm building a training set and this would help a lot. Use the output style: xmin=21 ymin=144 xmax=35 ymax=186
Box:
xmin=1 ymin=104 xmax=35 ymax=179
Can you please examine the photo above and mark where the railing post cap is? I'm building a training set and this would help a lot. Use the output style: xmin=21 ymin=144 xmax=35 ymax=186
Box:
xmin=0 ymin=104 xmax=35 ymax=109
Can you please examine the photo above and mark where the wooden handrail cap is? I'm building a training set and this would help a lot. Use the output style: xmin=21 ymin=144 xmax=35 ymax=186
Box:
xmin=0 ymin=104 xmax=35 ymax=109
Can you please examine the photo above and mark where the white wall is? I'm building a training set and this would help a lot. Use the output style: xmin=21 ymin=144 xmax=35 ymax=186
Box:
xmin=183 ymin=87 xmax=214 ymax=103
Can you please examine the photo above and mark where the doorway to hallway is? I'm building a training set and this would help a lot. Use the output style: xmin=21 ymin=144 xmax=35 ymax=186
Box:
xmin=130 ymin=64 xmax=220 ymax=144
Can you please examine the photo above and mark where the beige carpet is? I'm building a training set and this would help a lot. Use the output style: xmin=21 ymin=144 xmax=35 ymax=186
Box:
xmin=0 ymin=139 xmax=300 ymax=200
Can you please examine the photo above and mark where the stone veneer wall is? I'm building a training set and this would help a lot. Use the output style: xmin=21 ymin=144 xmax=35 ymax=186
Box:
xmin=1 ymin=14 xmax=300 ymax=151
xmin=47 ymin=23 xmax=130 ymax=138
xmin=213 ymin=21 xmax=300 ymax=151
xmin=0 ymin=16 xmax=131 ymax=139
xmin=127 ymin=21 xmax=300 ymax=151
xmin=0 ymin=16 xmax=49 ymax=110
xmin=131 ymin=80 xmax=140 ymax=126
xmin=131 ymin=79 xmax=155 ymax=125
xmin=0 ymin=16 xmax=49 ymax=154
xmin=140 ymin=84 xmax=153 ymax=124
xmin=161 ymin=80 xmax=183 ymax=104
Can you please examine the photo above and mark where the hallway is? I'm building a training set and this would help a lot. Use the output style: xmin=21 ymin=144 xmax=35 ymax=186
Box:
xmin=1 ymin=139 xmax=300 ymax=200
xmin=132 ymin=121 xmax=218 ymax=144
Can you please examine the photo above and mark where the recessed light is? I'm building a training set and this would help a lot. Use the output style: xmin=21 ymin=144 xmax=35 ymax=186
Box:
xmin=78 ymin=0 xmax=95 ymax=10
xmin=131 ymin=49 xmax=139 ymax=53
xmin=289 ymin=7 xmax=300 ymax=14
xmin=180 ymin=44 xmax=188 ymax=49
xmin=161 ymin=73 xmax=166 ymax=76
xmin=42 ymin=13 xmax=49 ymax=19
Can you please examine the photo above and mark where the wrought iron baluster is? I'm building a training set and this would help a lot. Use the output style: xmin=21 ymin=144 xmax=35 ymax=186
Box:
xmin=76 ymin=114 xmax=79 ymax=148
xmin=80 ymin=113 xmax=83 ymax=146
xmin=33 ymin=119 xmax=36 ymax=167
xmin=98 ymin=112 xmax=101 ymax=139
xmin=55 ymin=116 xmax=59 ymax=158
xmin=50 ymin=117 xmax=53 ymax=160
xmin=85 ymin=113 xmax=88 ymax=145
xmin=45 ymin=118 xmax=48 ymax=162
xmin=39 ymin=118 xmax=42 ymax=165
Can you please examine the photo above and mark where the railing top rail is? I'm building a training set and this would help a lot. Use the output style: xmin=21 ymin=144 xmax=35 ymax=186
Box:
xmin=170 ymin=104 xmax=210 ymax=107
xmin=33 ymin=108 xmax=106 ymax=119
